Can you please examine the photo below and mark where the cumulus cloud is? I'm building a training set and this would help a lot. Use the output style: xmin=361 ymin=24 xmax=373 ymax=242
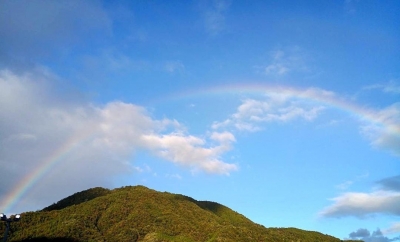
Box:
xmin=0 ymin=69 xmax=237 ymax=212
xmin=347 ymin=228 xmax=400 ymax=242
xmin=212 ymin=90 xmax=325 ymax=132
xmin=141 ymin=131 xmax=236 ymax=175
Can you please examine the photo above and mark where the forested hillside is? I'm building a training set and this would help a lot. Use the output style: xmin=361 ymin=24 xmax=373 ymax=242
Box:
xmin=0 ymin=186 xmax=361 ymax=242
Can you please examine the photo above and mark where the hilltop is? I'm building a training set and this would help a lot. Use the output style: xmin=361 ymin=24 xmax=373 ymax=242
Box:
xmin=0 ymin=185 xmax=360 ymax=242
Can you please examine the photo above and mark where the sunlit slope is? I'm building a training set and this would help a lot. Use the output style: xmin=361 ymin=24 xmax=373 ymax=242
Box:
xmin=2 ymin=186 xmax=360 ymax=242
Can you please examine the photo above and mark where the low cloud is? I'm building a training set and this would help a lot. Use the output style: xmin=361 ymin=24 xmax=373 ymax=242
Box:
xmin=319 ymin=191 xmax=400 ymax=218
xmin=0 ymin=69 xmax=237 ymax=212
xmin=347 ymin=228 xmax=400 ymax=242
xmin=350 ymin=228 xmax=371 ymax=238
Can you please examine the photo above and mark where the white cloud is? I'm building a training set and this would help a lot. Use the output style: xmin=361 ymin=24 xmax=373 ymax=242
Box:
xmin=0 ymin=69 xmax=237 ymax=212
xmin=210 ymin=131 xmax=236 ymax=143
xmin=319 ymin=191 xmax=400 ymax=218
xmin=141 ymin=132 xmax=237 ymax=175
xmin=212 ymin=91 xmax=325 ymax=132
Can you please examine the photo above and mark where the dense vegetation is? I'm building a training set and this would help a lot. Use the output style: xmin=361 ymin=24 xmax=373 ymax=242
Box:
xmin=0 ymin=186 xmax=361 ymax=241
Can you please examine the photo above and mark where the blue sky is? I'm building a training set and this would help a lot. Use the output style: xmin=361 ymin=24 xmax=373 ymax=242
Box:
xmin=0 ymin=0 xmax=399 ymax=241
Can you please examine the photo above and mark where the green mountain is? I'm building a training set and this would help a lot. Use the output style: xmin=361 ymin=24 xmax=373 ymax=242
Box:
xmin=0 ymin=186 xmax=361 ymax=242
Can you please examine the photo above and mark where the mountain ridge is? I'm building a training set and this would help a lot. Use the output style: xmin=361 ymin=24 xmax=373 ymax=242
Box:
xmin=1 ymin=185 xmax=361 ymax=242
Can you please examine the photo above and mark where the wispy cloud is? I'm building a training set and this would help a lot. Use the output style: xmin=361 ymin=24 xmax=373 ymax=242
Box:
xmin=335 ymin=172 xmax=369 ymax=190
xmin=360 ymin=103 xmax=400 ymax=156
xmin=164 ymin=61 xmax=185 ymax=74
xmin=384 ymin=222 xmax=400 ymax=235
xmin=344 ymin=0 xmax=360 ymax=14
xmin=262 ymin=47 xmax=310 ymax=76
xmin=335 ymin=180 xmax=354 ymax=190
xmin=212 ymin=90 xmax=325 ymax=132
xmin=200 ymin=0 xmax=231 ymax=35
xmin=363 ymin=81 xmax=400 ymax=94
xmin=81 ymin=49 xmax=149 ymax=73
xmin=165 ymin=173 xmax=183 ymax=180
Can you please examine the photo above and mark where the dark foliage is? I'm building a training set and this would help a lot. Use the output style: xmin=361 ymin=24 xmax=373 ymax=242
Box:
xmin=1 ymin=185 xmax=363 ymax=242
xmin=15 ymin=237 xmax=78 ymax=241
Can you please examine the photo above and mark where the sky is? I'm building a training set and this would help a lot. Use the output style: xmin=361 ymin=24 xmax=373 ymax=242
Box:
xmin=0 ymin=0 xmax=399 ymax=241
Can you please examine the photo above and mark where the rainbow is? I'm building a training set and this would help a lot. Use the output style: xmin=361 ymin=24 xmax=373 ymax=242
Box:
xmin=156 ymin=83 xmax=398 ymax=134
xmin=0 ymin=130 xmax=94 ymax=214
xmin=1 ymin=83 xmax=398 ymax=213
